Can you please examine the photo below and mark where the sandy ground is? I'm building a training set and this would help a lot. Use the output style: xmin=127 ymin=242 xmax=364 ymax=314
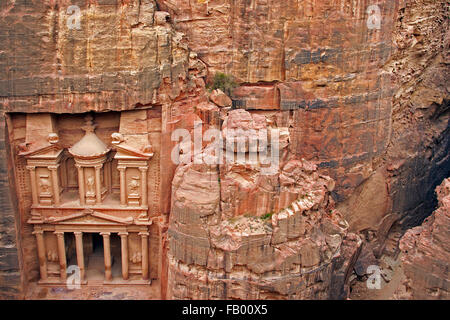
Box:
xmin=349 ymin=254 xmax=407 ymax=300
xmin=25 ymin=280 xmax=161 ymax=300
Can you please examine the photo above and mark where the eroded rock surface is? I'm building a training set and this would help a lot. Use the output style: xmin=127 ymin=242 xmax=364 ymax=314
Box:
xmin=396 ymin=178 xmax=450 ymax=300
xmin=167 ymin=110 xmax=361 ymax=299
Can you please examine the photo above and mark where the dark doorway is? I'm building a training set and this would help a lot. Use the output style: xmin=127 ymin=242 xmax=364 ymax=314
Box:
xmin=92 ymin=233 xmax=103 ymax=253
xmin=86 ymin=233 xmax=105 ymax=281
xmin=64 ymin=233 xmax=76 ymax=267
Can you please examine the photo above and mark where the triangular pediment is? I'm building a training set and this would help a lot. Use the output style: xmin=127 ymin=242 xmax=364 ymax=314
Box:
xmin=46 ymin=210 xmax=133 ymax=225
xmin=22 ymin=144 xmax=63 ymax=159
xmin=114 ymin=144 xmax=153 ymax=160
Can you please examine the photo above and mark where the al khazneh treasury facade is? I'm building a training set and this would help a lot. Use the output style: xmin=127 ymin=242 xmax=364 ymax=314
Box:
xmin=17 ymin=111 xmax=157 ymax=285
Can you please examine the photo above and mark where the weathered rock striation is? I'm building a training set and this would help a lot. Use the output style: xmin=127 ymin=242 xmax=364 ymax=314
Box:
xmin=158 ymin=0 xmax=400 ymax=201
xmin=340 ymin=0 xmax=449 ymax=262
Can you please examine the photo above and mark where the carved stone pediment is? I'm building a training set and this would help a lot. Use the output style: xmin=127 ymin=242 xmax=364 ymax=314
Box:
xmin=114 ymin=144 xmax=153 ymax=160
xmin=21 ymin=145 xmax=63 ymax=159
xmin=46 ymin=210 xmax=133 ymax=225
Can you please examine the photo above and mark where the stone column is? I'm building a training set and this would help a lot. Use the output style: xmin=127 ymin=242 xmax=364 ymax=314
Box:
xmin=101 ymin=232 xmax=112 ymax=281
xmin=49 ymin=165 xmax=60 ymax=205
xmin=32 ymin=229 xmax=48 ymax=281
xmin=139 ymin=167 xmax=148 ymax=206
xmin=95 ymin=165 xmax=102 ymax=204
xmin=105 ymin=161 xmax=112 ymax=193
xmin=74 ymin=232 xmax=85 ymax=281
xmin=139 ymin=231 xmax=149 ymax=280
xmin=76 ymin=165 xmax=85 ymax=205
xmin=55 ymin=231 xmax=67 ymax=281
xmin=119 ymin=232 xmax=129 ymax=280
xmin=27 ymin=166 xmax=38 ymax=205
xmin=118 ymin=166 xmax=126 ymax=206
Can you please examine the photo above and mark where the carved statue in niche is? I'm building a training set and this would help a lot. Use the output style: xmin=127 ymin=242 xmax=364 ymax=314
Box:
xmin=129 ymin=176 xmax=140 ymax=195
xmin=86 ymin=175 xmax=95 ymax=194
xmin=39 ymin=175 xmax=51 ymax=194
xmin=47 ymin=250 xmax=58 ymax=262
xmin=130 ymin=252 xmax=142 ymax=264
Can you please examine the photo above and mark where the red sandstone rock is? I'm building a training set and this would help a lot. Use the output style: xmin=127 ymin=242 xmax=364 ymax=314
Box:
xmin=397 ymin=178 xmax=450 ymax=299
xmin=209 ymin=89 xmax=232 ymax=107
xmin=232 ymin=85 xmax=280 ymax=110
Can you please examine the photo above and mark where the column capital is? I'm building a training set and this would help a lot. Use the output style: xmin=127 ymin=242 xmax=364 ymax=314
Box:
xmin=94 ymin=165 xmax=102 ymax=170
xmin=100 ymin=232 xmax=111 ymax=237
xmin=118 ymin=232 xmax=129 ymax=237
xmin=73 ymin=231 xmax=83 ymax=236
xmin=48 ymin=165 xmax=59 ymax=171
xmin=32 ymin=229 xmax=44 ymax=235
xmin=138 ymin=166 xmax=148 ymax=172
xmin=117 ymin=166 xmax=126 ymax=171
xmin=138 ymin=231 xmax=150 ymax=237
xmin=26 ymin=166 xmax=36 ymax=171
xmin=75 ymin=164 xmax=83 ymax=169
xmin=54 ymin=231 xmax=65 ymax=236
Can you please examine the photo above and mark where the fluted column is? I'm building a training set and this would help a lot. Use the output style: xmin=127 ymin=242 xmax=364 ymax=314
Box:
xmin=94 ymin=165 xmax=102 ymax=204
xmin=48 ymin=165 xmax=60 ymax=205
xmin=55 ymin=231 xmax=67 ymax=281
xmin=76 ymin=165 xmax=85 ymax=205
xmin=32 ymin=229 xmax=48 ymax=281
xmin=101 ymin=232 xmax=112 ymax=281
xmin=139 ymin=231 xmax=149 ymax=280
xmin=74 ymin=232 xmax=85 ymax=281
xmin=119 ymin=232 xmax=129 ymax=280
xmin=27 ymin=166 xmax=38 ymax=206
xmin=139 ymin=167 xmax=148 ymax=206
xmin=118 ymin=166 xmax=126 ymax=206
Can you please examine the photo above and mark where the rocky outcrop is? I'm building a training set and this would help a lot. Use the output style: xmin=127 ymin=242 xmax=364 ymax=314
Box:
xmin=396 ymin=178 xmax=450 ymax=299
xmin=209 ymin=89 xmax=232 ymax=108
xmin=167 ymin=109 xmax=361 ymax=299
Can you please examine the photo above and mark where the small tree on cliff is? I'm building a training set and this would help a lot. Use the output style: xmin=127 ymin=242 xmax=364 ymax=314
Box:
xmin=208 ymin=72 xmax=237 ymax=97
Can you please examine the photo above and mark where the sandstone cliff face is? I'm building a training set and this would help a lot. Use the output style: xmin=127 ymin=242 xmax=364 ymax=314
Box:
xmin=339 ymin=0 xmax=449 ymax=260
xmin=382 ymin=0 xmax=449 ymax=229
xmin=158 ymin=0 xmax=400 ymax=202
xmin=396 ymin=178 xmax=450 ymax=299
